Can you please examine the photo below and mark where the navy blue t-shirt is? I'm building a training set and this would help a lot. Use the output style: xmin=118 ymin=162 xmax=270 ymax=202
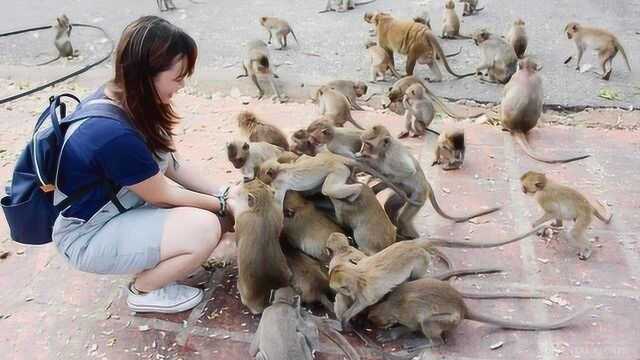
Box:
xmin=57 ymin=90 xmax=160 ymax=220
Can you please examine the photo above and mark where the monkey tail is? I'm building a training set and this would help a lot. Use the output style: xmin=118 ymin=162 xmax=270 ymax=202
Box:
xmin=427 ymin=190 xmax=501 ymax=223
xmin=290 ymin=29 xmax=300 ymax=45
xmin=363 ymin=92 xmax=383 ymax=102
xmin=614 ymin=40 xmax=632 ymax=72
xmin=315 ymin=321 xmax=362 ymax=360
xmin=432 ymin=267 xmax=502 ymax=281
xmin=30 ymin=55 xmax=62 ymax=67
xmin=425 ymin=32 xmax=475 ymax=79
xmin=346 ymin=112 xmax=366 ymax=130
xmin=423 ymin=247 xmax=453 ymax=269
xmin=475 ymin=6 xmax=485 ymax=12
xmin=350 ymin=160 xmax=422 ymax=206
xmin=445 ymin=47 xmax=463 ymax=58
xmin=426 ymin=128 xmax=440 ymax=136
xmin=513 ymin=132 xmax=590 ymax=164
xmin=589 ymin=198 xmax=613 ymax=224
xmin=466 ymin=307 xmax=590 ymax=330
xmin=425 ymin=223 xmax=546 ymax=248
xmin=355 ymin=0 xmax=377 ymax=6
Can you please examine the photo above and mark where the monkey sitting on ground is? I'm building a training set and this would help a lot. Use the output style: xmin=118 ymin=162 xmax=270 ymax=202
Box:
xmin=459 ymin=0 xmax=484 ymax=16
xmin=316 ymin=86 xmax=366 ymax=129
xmin=368 ymin=278 xmax=589 ymax=346
xmin=472 ymin=29 xmax=518 ymax=84
xmin=563 ymin=22 xmax=631 ymax=80
xmin=366 ymin=41 xmax=402 ymax=83
xmin=34 ymin=15 xmax=79 ymax=66
xmin=226 ymin=140 xmax=289 ymax=180
xmin=290 ymin=129 xmax=319 ymax=156
xmin=228 ymin=179 xmax=291 ymax=314
xmin=259 ymin=17 xmax=299 ymax=50
xmin=399 ymin=83 xmax=441 ymax=139
xmin=284 ymin=247 xmax=334 ymax=311
xmin=320 ymin=0 xmax=376 ymax=13
xmin=306 ymin=118 xmax=362 ymax=158
xmin=441 ymin=0 xmax=471 ymax=39
xmin=432 ymin=129 xmax=465 ymax=170
xmin=506 ymin=19 xmax=528 ymax=59
xmin=316 ymin=80 xmax=369 ymax=111
xmin=237 ymin=111 xmax=289 ymax=150
xmin=237 ymin=40 xmax=287 ymax=102
xmin=521 ymin=171 xmax=612 ymax=260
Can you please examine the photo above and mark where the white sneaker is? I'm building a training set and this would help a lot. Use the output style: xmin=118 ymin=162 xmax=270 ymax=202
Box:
xmin=127 ymin=283 xmax=203 ymax=314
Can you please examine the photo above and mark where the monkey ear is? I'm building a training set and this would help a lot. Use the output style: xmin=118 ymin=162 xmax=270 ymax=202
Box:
xmin=247 ymin=193 xmax=257 ymax=208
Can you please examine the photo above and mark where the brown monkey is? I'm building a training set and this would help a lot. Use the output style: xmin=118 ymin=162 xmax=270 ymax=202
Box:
xmin=441 ymin=0 xmax=471 ymax=39
xmin=317 ymin=86 xmax=366 ymax=129
xmin=366 ymin=41 xmax=403 ymax=82
xmin=259 ymin=16 xmax=299 ymax=50
xmin=368 ymin=278 xmax=588 ymax=345
xmin=356 ymin=125 xmax=501 ymax=239
xmin=226 ymin=140 xmax=288 ymax=180
xmin=284 ymin=247 xmax=334 ymax=311
xmin=290 ymin=129 xmax=319 ymax=156
xmin=325 ymin=232 xmax=368 ymax=270
xmin=506 ymin=19 xmax=528 ymax=59
xmin=521 ymin=171 xmax=612 ymax=260
xmin=459 ymin=0 xmax=484 ymax=16
xmin=33 ymin=15 xmax=79 ymax=66
xmin=322 ymin=80 xmax=369 ymax=111
xmin=564 ymin=22 xmax=631 ymax=80
xmin=237 ymin=111 xmax=289 ymax=150
xmin=320 ymin=0 xmax=376 ymax=13
xmin=282 ymin=191 xmax=345 ymax=263
xmin=229 ymin=179 xmax=291 ymax=314
xmin=236 ymin=40 xmax=286 ymax=102
xmin=472 ymin=29 xmax=518 ymax=83
xmin=501 ymin=58 xmax=590 ymax=163
xmin=306 ymin=118 xmax=362 ymax=157
xmin=432 ymin=129 xmax=465 ymax=170
xmin=399 ymin=83 xmax=440 ymax=139
xmin=370 ymin=12 xmax=474 ymax=81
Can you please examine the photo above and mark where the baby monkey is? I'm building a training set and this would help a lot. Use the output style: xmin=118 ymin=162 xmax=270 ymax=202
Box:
xmin=521 ymin=171 xmax=612 ymax=260
xmin=432 ymin=129 xmax=465 ymax=170
xmin=472 ymin=29 xmax=518 ymax=84
xmin=259 ymin=17 xmax=299 ymax=50
xmin=459 ymin=0 xmax=484 ymax=16
xmin=35 ymin=14 xmax=79 ymax=66
xmin=366 ymin=41 xmax=402 ymax=82
xmin=237 ymin=40 xmax=286 ymax=102
xmin=399 ymin=83 xmax=440 ymax=139
xmin=441 ymin=0 xmax=470 ymax=39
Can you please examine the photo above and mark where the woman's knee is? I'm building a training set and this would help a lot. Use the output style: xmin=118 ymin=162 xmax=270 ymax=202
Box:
xmin=163 ymin=207 xmax=221 ymax=254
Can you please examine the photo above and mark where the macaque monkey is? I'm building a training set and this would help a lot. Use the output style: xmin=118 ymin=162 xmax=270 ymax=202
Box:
xmin=369 ymin=278 xmax=588 ymax=345
xmin=521 ymin=171 xmax=612 ymax=260
xmin=432 ymin=129 xmax=465 ymax=170
xmin=284 ymin=247 xmax=334 ymax=311
xmin=306 ymin=118 xmax=362 ymax=158
xmin=368 ymin=12 xmax=474 ymax=81
xmin=472 ymin=29 xmax=518 ymax=83
xmin=563 ymin=22 xmax=631 ymax=80
xmin=325 ymin=232 xmax=368 ymax=270
xmin=459 ymin=0 xmax=484 ymax=16
xmin=35 ymin=15 xmax=79 ymax=66
xmin=283 ymin=191 xmax=345 ymax=263
xmin=441 ymin=0 xmax=470 ymax=39
xmin=259 ymin=17 xmax=299 ymax=50
xmin=237 ymin=111 xmax=289 ymax=150
xmin=366 ymin=41 xmax=402 ymax=82
xmin=399 ymin=83 xmax=440 ymax=139
xmin=319 ymin=80 xmax=369 ymax=111
xmin=226 ymin=140 xmax=287 ymax=180
xmin=290 ymin=129 xmax=319 ymax=156
xmin=506 ymin=19 xmax=528 ymax=59
xmin=316 ymin=86 xmax=366 ymax=129
xmin=229 ymin=179 xmax=291 ymax=314
xmin=413 ymin=11 xmax=431 ymax=28
xmin=501 ymin=58 xmax=590 ymax=163
xmin=356 ymin=125 xmax=500 ymax=239
xmin=237 ymin=40 xmax=286 ymax=102
xmin=320 ymin=0 xmax=376 ymax=13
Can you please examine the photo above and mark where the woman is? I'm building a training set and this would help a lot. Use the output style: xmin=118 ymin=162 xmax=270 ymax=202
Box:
xmin=52 ymin=16 xmax=234 ymax=314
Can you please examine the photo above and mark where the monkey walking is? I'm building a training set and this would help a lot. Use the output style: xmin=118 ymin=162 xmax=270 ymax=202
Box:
xmin=259 ymin=17 xmax=299 ymax=50
xmin=237 ymin=40 xmax=287 ymax=102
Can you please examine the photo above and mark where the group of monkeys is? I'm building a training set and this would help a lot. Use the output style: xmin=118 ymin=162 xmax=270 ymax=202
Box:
xmin=221 ymin=1 xmax=627 ymax=359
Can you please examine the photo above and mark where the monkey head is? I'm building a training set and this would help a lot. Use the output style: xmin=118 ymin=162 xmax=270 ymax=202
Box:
xmin=307 ymin=118 xmax=335 ymax=146
xmin=257 ymin=159 xmax=281 ymax=185
xmin=363 ymin=12 xmax=376 ymax=24
xmin=520 ymin=171 xmax=547 ymax=195
xmin=518 ymin=58 xmax=540 ymax=73
xmin=366 ymin=12 xmax=392 ymax=26
xmin=290 ymin=129 xmax=318 ymax=156
xmin=237 ymin=111 xmax=258 ymax=130
xmin=445 ymin=0 xmax=455 ymax=10
xmin=226 ymin=140 xmax=250 ymax=169
xmin=353 ymin=81 xmax=368 ymax=97
xmin=564 ymin=22 xmax=580 ymax=40
xmin=472 ymin=29 xmax=491 ymax=46
xmin=514 ymin=18 xmax=525 ymax=27
xmin=325 ymin=232 xmax=351 ymax=258
xmin=405 ymin=83 xmax=425 ymax=100
xmin=271 ymin=286 xmax=299 ymax=305
xmin=367 ymin=302 xmax=398 ymax=328
xmin=227 ymin=178 xmax=274 ymax=216
xmin=258 ymin=16 xmax=268 ymax=26
xmin=356 ymin=125 xmax=392 ymax=160
xmin=436 ymin=130 xmax=465 ymax=170
xmin=282 ymin=191 xmax=309 ymax=218
xmin=328 ymin=264 xmax=361 ymax=298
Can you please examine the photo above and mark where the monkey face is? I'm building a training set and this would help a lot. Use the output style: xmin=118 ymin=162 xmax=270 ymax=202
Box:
xmin=472 ymin=30 xmax=490 ymax=46
xmin=357 ymin=129 xmax=391 ymax=160
xmin=445 ymin=0 xmax=455 ymax=10
xmin=257 ymin=161 xmax=279 ymax=185
xmin=226 ymin=142 xmax=249 ymax=169
xmin=406 ymin=84 xmax=424 ymax=99
xmin=283 ymin=191 xmax=307 ymax=218
xmin=259 ymin=16 xmax=267 ymax=25
xmin=328 ymin=268 xmax=356 ymax=297
xmin=291 ymin=130 xmax=318 ymax=156
xmin=520 ymin=171 xmax=546 ymax=195
xmin=354 ymin=82 xmax=368 ymax=97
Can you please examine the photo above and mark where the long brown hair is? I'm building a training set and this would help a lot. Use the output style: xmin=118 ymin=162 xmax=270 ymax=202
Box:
xmin=107 ymin=16 xmax=197 ymax=154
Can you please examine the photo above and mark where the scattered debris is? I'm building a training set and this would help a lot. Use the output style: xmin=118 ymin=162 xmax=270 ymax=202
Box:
xmin=537 ymin=258 xmax=550 ymax=264
xmin=138 ymin=325 xmax=151 ymax=332
xmin=15 ymin=249 xmax=25 ymax=255
xmin=598 ymin=88 xmax=621 ymax=101
xmin=0 ymin=250 xmax=9 ymax=259
xmin=490 ymin=341 xmax=504 ymax=350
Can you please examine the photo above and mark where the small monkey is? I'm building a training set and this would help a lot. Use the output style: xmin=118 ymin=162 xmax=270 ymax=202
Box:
xmin=521 ymin=171 xmax=612 ymax=260
xmin=237 ymin=40 xmax=286 ymax=102
xmin=369 ymin=278 xmax=588 ymax=346
xmin=366 ymin=41 xmax=402 ymax=82
xmin=432 ymin=129 xmax=465 ymax=170
xmin=399 ymin=83 xmax=440 ymax=139
xmin=237 ymin=111 xmax=289 ymax=150
xmin=316 ymin=85 xmax=366 ymax=129
xmin=229 ymin=179 xmax=291 ymax=314
xmin=226 ymin=140 xmax=287 ymax=180
xmin=459 ymin=0 xmax=484 ymax=16
xmin=472 ymin=29 xmax=518 ymax=84
xmin=306 ymin=118 xmax=362 ymax=158
xmin=441 ymin=0 xmax=471 ymax=39
xmin=284 ymin=247 xmax=334 ymax=311
xmin=290 ymin=129 xmax=319 ymax=156
xmin=314 ymin=80 xmax=368 ymax=111
xmin=259 ymin=17 xmax=299 ymax=50
xmin=35 ymin=15 xmax=79 ymax=66
xmin=506 ymin=19 xmax=528 ymax=59
xmin=501 ymin=58 xmax=590 ymax=164
xmin=320 ymin=0 xmax=377 ymax=13
xmin=564 ymin=22 xmax=631 ymax=80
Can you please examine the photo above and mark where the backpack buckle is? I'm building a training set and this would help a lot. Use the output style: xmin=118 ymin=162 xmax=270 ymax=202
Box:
xmin=40 ymin=184 xmax=55 ymax=193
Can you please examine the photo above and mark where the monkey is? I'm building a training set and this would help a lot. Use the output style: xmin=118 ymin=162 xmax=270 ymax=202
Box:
xmin=399 ymin=83 xmax=441 ymax=139
xmin=236 ymin=40 xmax=286 ymax=102
xmin=369 ymin=12 xmax=475 ymax=82
xmin=413 ymin=11 xmax=431 ymax=28
xmin=521 ymin=171 xmax=612 ymax=260
xmin=368 ymin=278 xmax=588 ymax=346
xmin=366 ymin=41 xmax=403 ymax=83
xmin=506 ymin=19 xmax=528 ymax=59
xmin=34 ymin=15 xmax=79 ymax=66
xmin=282 ymin=191 xmax=346 ymax=264
xmin=226 ymin=140 xmax=290 ymax=181
xmin=459 ymin=0 xmax=484 ymax=16
xmin=290 ymin=129 xmax=319 ymax=156
xmin=237 ymin=111 xmax=289 ymax=150
xmin=320 ymin=80 xmax=369 ymax=111
xmin=156 ymin=0 xmax=203 ymax=11
xmin=472 ymin=29 xmax=518 ymax=84
xmin=356 ymin=125 xmax=501 ymax=239
xmin=284 ymin=247 xmax=334 ymax=311
xmin=228 ymin=179 xmax=291 ymax=314
xmin=306 ymin=118 xmax=362 ymax=158
xmin=432 ymin=129 xmax=465 ymax=170
xmin=563 ymin=22 xmax=632 ymax=80
xmin=325 ymin=232 xmax=368 ymax=270
xmin=320 ymin=0 xmax=377 ymax=13
xmin=501 ymin=58 xmax=591 ymax=164
xmin=316 ymin=86 xmax=366 ymax=129
xmin=249 ymin=286 xmax=319 ymax=360
xmin=441 ymin=0 xmax=471 ymax=39
xmin=259 ymin=17 xmax=299 ymax=51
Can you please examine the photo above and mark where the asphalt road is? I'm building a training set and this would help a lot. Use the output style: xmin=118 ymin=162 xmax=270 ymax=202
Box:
xmin=1 ymin=0 xmax=639 ymax=108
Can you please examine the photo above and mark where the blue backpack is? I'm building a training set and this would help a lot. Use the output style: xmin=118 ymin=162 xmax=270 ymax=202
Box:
xmin=1 ymin=93 xmax=128 ymax=245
